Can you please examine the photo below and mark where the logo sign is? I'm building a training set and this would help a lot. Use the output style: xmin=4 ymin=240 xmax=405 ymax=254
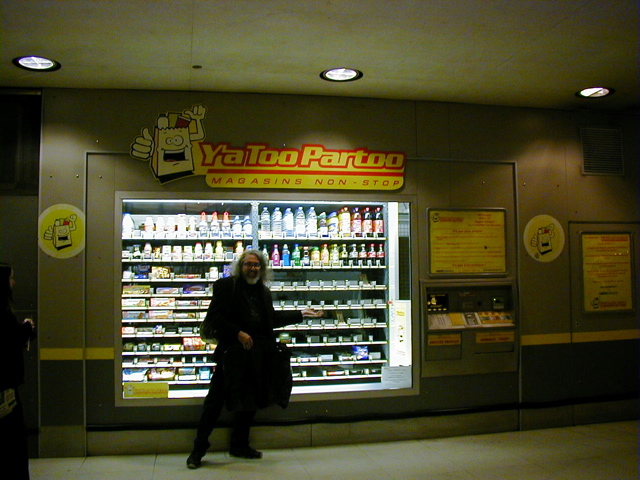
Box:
xmin=130 ymin=105 xmax=405 ymax=190
xmin=523 ymin=214 xmax=565 ymax=262
xmin=38 ymin=204 xmax=85 ymax=259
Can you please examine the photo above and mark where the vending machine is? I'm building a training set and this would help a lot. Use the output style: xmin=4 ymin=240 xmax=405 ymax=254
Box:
xmin=118 ymin=198 xmax=412 ymax=399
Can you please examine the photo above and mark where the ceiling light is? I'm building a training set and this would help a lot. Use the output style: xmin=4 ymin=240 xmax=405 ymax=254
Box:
xmin=577 ymin=87 xmax=614 ymax=98
xmin=320 ymin=68 xmax=363 ymax=82
xmin=13 ymin=56 xmax=61 ymax=72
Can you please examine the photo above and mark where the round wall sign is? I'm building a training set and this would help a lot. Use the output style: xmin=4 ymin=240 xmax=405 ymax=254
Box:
xmin=523 ymin=214 xmax=565 ymax=262
xmin=38 ymin=204 xmax=86 ymax=259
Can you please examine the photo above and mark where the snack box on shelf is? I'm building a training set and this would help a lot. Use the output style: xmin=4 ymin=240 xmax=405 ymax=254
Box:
xmin=122 ymin=298 xmax=147 ymax=308
xmin=150 ymin=297 xmax=176 ymax=308
xmin=122 ymin=285 xmax=151 ymax=295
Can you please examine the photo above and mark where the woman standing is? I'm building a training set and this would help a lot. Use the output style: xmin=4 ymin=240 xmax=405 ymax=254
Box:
xmin=0 ymin=263 xmax=37 ymax=480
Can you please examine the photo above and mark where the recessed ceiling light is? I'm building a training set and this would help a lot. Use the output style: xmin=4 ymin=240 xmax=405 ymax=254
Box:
xmin=13 ymin=56 xmax=61 ymax=72
xmin=320 ymin=68 xmax=363 ymax=82
xmin=577 ymin=87 xmax=614 ymax=98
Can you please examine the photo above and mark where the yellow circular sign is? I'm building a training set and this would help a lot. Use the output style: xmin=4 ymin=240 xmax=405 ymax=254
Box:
xmin=523 ymin=214 xmax=565 ymax=262
xmin=38 ymin=204 xmax=86 ymax=259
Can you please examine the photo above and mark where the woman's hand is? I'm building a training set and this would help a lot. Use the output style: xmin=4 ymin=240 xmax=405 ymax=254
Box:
xmin=237 ymin=330 xmax=253 ymax=350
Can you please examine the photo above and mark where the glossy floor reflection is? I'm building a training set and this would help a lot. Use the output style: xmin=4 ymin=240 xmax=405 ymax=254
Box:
xmin=31 ymin=420 xmax=637 ymax=480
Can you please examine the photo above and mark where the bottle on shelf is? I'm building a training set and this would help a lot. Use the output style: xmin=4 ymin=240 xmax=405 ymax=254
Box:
xmin=122 ymin=213 xmax=135 ymax=238
xmin=284 ymin=207 xmax=295 ymax=236
xmin=176 ymin=214 xmax=187 ymax=238
xmin=339 ymin=244 xmax=348 ymax=265
xmin=221 ymin=212 xmax=231 ymax=235
xmin=292 ymin=244 xmax=301 ymax=266
xmin=242 ymin=215 xmax=252 ymax=237
xmin=271 ymin=244 xmax=281 ymax=266
xmin=358 ymin=244 xmax=368 ymax=260
xmin=349 ymin=244 xmax=359 ymax=265
xmin=367 ymin=244 xmax=376 ymax=266
xmin=351 ymin=207 xmax=362 ymax=235
xmin=262 ymin=244 xmax=269 ymax=259
xmin=166 ymin=216 xmax=176 ymax=237
xmin=143 ymin=242 xmax=152 ymax=259
xmin=197 ymin=212 xmax=208 ymax=238
xmin=301 ymin=246 xmax=311 ymax=266
xmin=377 ymin=243 xmax=385 ymax=262
xmin=306 ymin=206 xmax=318 ymax=236
xmin=209 ymin=212 xmax=220 ymax=237
xmin=295 ymin=207 xmax=306 ymax=236
xmin=373 ymin=207 xmax=384 ymax=235
xmin=271 ymin=207 xmax=283 ymax=236
xmin=338 ymin=207 xmax=351 ymax=235
xmin=328 ymin=211 xmax=339 ymax=236
xmin=195 ymin=242 xmax=204 ymax=260
xmin=235 ymin=241 xmax=244 ymax=256
xmin=204 ymin=242 xmax=213 ymax=260
xmin=362 ymin=207 xmax=373 ymax=235
xmin=155 ymin=216 xmax=165 ymax=238
xmin=260 ymin=207 xmax=271 ymax=234
xmin=321 ymin=244 xmax=330 ymax=266
xmin=189 ymin=216 xmax=200 ymax=238
xmin=330 ymin=243 xmax=340 ymax=264
xmin=310 ymin=246 xmax=320 ymax=265
xmin=282 ymin=244 xmax=291 ymax=266
xmin=144 ymin=216 xmax=155 ymax=237
xmin=214 ymin=240 xmax=224 ymax=261
xmin=318 ymin=211 xmax=328 ymax=237
xmin=232 ymin=215 xmax=242 ymax=237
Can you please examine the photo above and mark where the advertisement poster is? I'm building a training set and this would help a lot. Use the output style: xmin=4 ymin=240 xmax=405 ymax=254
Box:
xmin=130 ymin=105 xmax=406 ymax=190
xmin=428 ymin=209 xmax=506 ymax=274
xmin=582 ymin=233 xmax=634 ymax=313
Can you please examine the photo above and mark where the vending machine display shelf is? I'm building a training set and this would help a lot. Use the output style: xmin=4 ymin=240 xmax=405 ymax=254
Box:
xmin=119 ymin=199 xmax=411 ymax=399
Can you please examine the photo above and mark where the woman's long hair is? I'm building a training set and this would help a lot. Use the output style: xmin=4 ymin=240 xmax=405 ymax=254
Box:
xmin=0 ymin=263 xmax=14 ymax=314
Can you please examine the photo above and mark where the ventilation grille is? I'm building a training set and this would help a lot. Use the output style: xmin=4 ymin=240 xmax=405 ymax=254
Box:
xmin=580 ymin=126 xmax=624 ymax=176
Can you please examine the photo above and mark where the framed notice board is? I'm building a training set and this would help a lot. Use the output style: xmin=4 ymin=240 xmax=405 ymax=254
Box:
xmin=581 ymin=232 xmax=635 ymax=313
xmin=427 ymin=208 xmax=507 ymax=276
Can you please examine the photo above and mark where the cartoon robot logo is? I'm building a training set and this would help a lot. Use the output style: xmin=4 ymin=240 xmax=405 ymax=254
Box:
xmin=130 ymin=105 xmax=207 ymax=184
xmin=43 ymin=214 xmax=77 ymax=250
xmin=530 ymin=223 xmax=555 ymax=257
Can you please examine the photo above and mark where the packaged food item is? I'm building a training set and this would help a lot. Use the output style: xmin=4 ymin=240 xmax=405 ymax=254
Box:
xmin=148 ymin=368 xmax=176 ymax=381
xmin=122 ymin=285 xmax=151 ymax=295
xmin=177 ymin=367 xmax=197 ymax=381
xmin=150 ymin=297 xmax=176 ymax=308
xmin=155 ymin=287 xmax=180 ymax=295
xmin=123 ymin=368 xmax=147 ymax=382
xmin=352 ymin=346 xmax=369 ymax=360
xmin=122 ymin=298 xmax=147 ymax=307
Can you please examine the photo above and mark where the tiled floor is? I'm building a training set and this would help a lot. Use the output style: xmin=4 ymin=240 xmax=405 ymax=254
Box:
xmin=30 ymin=420 xmax=637 ymax=480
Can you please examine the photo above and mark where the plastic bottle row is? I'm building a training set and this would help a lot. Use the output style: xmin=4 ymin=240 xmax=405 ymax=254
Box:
xmin=122 ymin=212 xmax=252 ymax=239
xmin=259 ymin=205 xmax=384 ymax=238
xmin=123 ymin=241 xmax=249 ymax=262
xmin=263 ymin=242 xmax=385 ymax=267
xmin=122 ymin=241 xmax=387 ymax=268
xmin=122 ymin=205 xmax=386 ymax=240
